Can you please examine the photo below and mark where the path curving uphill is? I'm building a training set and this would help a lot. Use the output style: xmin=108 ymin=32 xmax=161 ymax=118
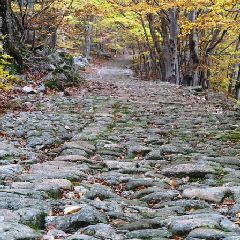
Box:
xmin=0 ymin=57 xmax=240 ymax=239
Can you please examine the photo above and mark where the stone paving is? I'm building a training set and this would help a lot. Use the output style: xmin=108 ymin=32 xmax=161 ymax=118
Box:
xmin=0 ymin=57 xmax=240 ymax=239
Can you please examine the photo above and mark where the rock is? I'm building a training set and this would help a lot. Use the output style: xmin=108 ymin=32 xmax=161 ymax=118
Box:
xmin=19 ymin=161 xmax=88 ymax=181
xmin=141 ymin=190 xmax=179 ymax=202
xmin=46 ymin=64 xmax=56 ymax=71
xmin=74 ymin=185 xmax=88 ymax=195
xmin=67 ymin=234 xmax=98 ymax=240
xmin=0 ymin=164 xmax=22 ymax=180
xmin=22 ymin=86 xmax=38 ymax=94
xmin=0 ymin=222 xmax=40 ymax=240
xmin=104 ymin=160 xmax=136 ymax=170
xmin=167 ymin=213 xmax=224 ymax=235
xmin=73 ymin=56 xmax=89 ymax=70
xmin=81 ymin=223 xmax=121 ymax=239
xmin=160 ymin=144 xmax=184 ymax=155
xmin=126 ymin=229 xmax=169 ymax=239
xmin=37 ymin=83 xmax=46 ymax=93
xmin=63 ymin=141 xmax=95 ymax=154
xmin=45 ymin=204 xmax=107 ymax=231
xmin=34 ymin=179 xmax=72 ymax=192
xmin=196 ymin=156 xmax=240 ymax=166
xmin=183 ymin=187 xmax=231 ymax=203
xmin=43 ymin=72 xmax=54 ymax=81
xmin=126 ymin=178 xmax=155 ymax=190
xmin=0 ymin=209 xmax=20 ymax=223
xmin=162 ymin=163 xmax=216 ymax=177
xmin=54 ymin=155 xmax=88 ymax=162
xmin=43 ymin=229 xmax=67 ymax=239
xmin=85 ymin=185 xmax=118 ymax=200
xmin=224 ymin=237 xmax=240 ymax=240
xmin=145 ymin=150 xmax=163 ymax=160
xmin=187 ymin=228 xmax=229 ymax=239
xmin=17 ymin=207 xmax=47 ymax=229
xmin=58 ymin=73 xmax=67 ymax=81
xmin=117 ymin=219 xmax=162 ymax=231
xmin=60 ymin=148 xmax=88 ymax=156
xmin=128 ymin=145 xmax=152 ymax=157
xmin=156 ymin=199 xmax=210 ymax=211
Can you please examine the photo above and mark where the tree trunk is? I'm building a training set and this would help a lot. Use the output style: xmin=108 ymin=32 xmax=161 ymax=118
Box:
xmin=189 ymin=10 xmax=200 ymax=86
xmin=0 ymin=0 xmax=23 ymax=66
xmin=84 ymin=17 xmax=94 ymax=59
xmin=160 ymin=11 xmax=171 ymax=82
xmin=146 ymin=13 xmax=163 ymax=79
xmin=169 ymin=7 xmax=180 ymax=84
xmin=140 ymin=15 xmax=160 ymax=78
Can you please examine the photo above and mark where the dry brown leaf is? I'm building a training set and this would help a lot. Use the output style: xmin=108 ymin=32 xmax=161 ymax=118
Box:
xmin=169 ymin=179 xmax=178 ymax=189
xmin=223 ymin=198 xmax=236 ymax=206
xmin=112 ymin=219 xmax=128 ymax=225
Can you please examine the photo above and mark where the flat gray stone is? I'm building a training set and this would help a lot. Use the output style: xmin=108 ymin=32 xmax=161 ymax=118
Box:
xmin=104 ymin=160 xmax=135 ymax=170
xmin=162 ymin=163 xmax=216 ymax=177
xmin=54 ymin=155 xmax=88 ymax=162
xmin=187 ymin=228 xmax=229 ymax=239
xmin=167 ymin=213 xmax=224 ymax=235
xmin=141 ymin=190 xmax=179 ymax=202
xmin=34 ymin=179 xmax=72 ymax=191
xmin=0 ymin=164 xmax=23 ymax=180
xmin=63 ymin=141 xmax=95 ymax=154
xmin=0 ymin=209 xmax=20 ymax=223
xmin=128 ymin=145 xmax=152 ymax=157
xmin=85 ymin=185 xmax=118 ymax=200
xmin=0 ymin=222 xmax=40 ymax=240
xmin=183 ymin=187 xmax=231 ymax=203
xmin=81 ymin=223 xmax=122 ymax=239
xmin=126 ymin=229 xmax=169 ymax=239
xmin=159 ymin=144 xmax=183 ymax=154
xmin=19 ymin=161 xmax=88 ymax=181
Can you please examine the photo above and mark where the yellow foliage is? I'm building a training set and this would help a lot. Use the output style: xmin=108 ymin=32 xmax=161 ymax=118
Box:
xmin=0 ymin=45 xmax=17 ymax=91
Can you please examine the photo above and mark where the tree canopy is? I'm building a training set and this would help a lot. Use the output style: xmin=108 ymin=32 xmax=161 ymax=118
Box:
xmin=0 ymin=0 xmax=240 ymax=98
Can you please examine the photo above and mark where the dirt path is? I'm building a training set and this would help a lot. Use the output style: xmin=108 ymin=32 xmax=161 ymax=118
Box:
xmin=0 ymin=58 xmax=240 ymax=240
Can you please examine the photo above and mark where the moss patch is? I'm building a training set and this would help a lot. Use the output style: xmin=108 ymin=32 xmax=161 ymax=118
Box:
xmin=218 ymin=129 xmax=240 ymax=142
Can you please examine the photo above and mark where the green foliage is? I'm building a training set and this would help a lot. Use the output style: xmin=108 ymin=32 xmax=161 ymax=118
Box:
xmin=45 ymin=69 xmax=82 ymax=90
xmin=45 ymin=79 xmax=63 ymax=90
xmin=60 ymin=53 xmax=74 ymax=66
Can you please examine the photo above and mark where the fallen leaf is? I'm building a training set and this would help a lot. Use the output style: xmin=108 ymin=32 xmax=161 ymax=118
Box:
xmin=65 ymin=125 xmax=71 ymax=130
xmin=223 ymin=198 xmax=236 ymax=206
xmin=94 ymin=197 xmax=102 ymax=202
xmin=169 ymin=179 xmax=178 ymax=189
xmin=112 ymin=219 xmax=128 ymax=225
xmin=64 ymin=206 xmax=81 ymax=215
xmin=173 ymin=236 xmax=183 ymax=240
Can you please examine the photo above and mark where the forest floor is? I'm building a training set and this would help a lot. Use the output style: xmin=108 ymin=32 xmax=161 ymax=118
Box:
xmin=0 ymin=57 xmax=240 ymax=240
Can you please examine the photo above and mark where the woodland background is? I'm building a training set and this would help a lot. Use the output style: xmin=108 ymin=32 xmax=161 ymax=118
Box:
xmin=0 ymin=0 xmax=240 ymax=99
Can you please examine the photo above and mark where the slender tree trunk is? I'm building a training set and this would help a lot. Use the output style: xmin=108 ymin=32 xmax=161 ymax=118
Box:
xmin=189 ymin=10 xmax=200 ymax=86
xmin=146 ymin=13 xmax=163 ymax=79
xmin=140 ymin=15 xmax=160 ymax=78
xmin=169 ymin=7 xmax=180 ymax=84
xmin=84 ymin=16 xmax=94 ymax=59
xmin=236 ymin=65 xmax=240 ymax=100
xmin=160 ymin=11 xmax=171 ymax=82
